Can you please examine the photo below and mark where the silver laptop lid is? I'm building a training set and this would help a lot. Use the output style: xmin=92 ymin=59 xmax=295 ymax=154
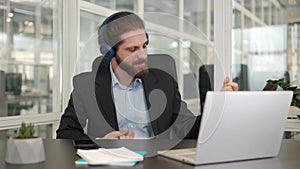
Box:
xmin=195 ymin=91 xmax=293 ymax=165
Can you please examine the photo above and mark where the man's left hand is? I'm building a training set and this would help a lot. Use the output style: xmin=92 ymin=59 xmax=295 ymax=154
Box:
xmin=222 ymin=76 xmax=238 ymax=91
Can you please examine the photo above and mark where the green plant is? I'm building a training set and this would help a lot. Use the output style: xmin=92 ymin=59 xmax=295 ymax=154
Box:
xmin=266 ymin=79 xmax=300 ymax=108
xmin=17 ymin=122 xmax=35 ymax=139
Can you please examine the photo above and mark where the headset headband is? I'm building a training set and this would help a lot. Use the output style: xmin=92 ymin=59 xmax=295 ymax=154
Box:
xmin=99 ymin=11 xmax=149 ymax=59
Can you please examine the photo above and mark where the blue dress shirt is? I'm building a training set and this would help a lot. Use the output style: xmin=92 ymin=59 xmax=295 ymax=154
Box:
xmin=109 ymin=63 xmax=154 ymax=139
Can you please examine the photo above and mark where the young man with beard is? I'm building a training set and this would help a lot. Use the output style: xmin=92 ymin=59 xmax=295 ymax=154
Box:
xmin=56 ymin=11 xmax=238 ymax=140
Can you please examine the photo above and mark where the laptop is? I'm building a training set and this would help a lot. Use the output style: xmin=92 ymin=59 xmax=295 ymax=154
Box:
xmin=158 ymin=91 xmax=293 ymax=165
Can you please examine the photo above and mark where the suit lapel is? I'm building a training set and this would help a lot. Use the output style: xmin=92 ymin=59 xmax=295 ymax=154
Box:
xmin=142 ymin=70 xmax=159 ymax=136
xmin=94 ymin=59 xmax=161 ymax=135
xmin=95 ymin=58 xmax=119 ymax=130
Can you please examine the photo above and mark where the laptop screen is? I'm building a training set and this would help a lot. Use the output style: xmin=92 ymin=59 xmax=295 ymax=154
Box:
xmin=195 ymin=91 xmax=292 ymax=165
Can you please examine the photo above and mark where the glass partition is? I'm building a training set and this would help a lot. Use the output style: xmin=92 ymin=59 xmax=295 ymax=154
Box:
xmin=79 ymin=11 xmax=104 ymax=74
xmin=0 ymin=0 xmax=59 ymax=118
xmin=82 ymin=0 xmax=135 ymax=11
xmin=232 ymin=0 xmax=289 ymax=91
xmin=144 ymin=0 xmax=178 ymax=16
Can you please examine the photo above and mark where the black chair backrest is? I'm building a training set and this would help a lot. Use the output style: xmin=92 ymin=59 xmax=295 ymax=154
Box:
xmin=198 ymin=64 xmax=249 ymax=112
xmin=148 ymin=54 xmax=177 ymax=81
xmin=198 ymin=64 xmax=214 ymax=112
xmin=5 ymin=73 xmax=22 ymax=95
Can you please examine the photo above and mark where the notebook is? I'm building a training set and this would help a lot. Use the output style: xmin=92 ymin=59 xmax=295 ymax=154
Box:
xmin=158 ymin=91 xmax=293 ymax=165
xmin=76 ymin=147 xmax=145 ymax=166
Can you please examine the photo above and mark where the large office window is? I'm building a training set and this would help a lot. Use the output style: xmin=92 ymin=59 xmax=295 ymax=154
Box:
xmin=0 ymin=0 xmax=62 ymax=138
xmin=231 ymin=0 xmax=300 ymax=91
xmin=82 ymin=0 xmax=135 ymax=11
xmin=78 ymin=11 xmax=104 ymax=73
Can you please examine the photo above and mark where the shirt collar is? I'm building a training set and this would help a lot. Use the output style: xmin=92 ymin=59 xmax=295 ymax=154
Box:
xmin=109 ymin=62 xmax=142 ymax=89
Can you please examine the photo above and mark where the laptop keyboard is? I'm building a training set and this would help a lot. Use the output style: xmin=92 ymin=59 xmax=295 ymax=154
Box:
xmin=168 ymin=148 xmax=196 ymax=159
xmin=181 ymin=153 xmax=196 ymax=159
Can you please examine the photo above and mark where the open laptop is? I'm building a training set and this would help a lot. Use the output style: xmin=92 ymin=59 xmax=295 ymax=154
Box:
xmin=158 ymin=91 xmax=293 ymax=165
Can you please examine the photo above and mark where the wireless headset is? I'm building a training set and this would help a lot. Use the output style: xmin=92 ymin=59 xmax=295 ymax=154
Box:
xmin=99 ymin=11 xmax=149 ymax=59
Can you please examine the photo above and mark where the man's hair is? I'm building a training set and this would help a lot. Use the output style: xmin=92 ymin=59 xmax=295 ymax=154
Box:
xmin=97 ymin=12 xmax=146 ymax=52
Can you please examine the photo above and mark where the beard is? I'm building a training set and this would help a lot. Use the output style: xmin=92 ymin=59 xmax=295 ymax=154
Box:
xmin=115 ymin=55 xmax=149 ymax=78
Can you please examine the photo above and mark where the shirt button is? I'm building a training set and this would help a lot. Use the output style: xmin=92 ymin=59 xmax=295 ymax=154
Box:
xmin=128 ymin=124 xmax=135 ymax=129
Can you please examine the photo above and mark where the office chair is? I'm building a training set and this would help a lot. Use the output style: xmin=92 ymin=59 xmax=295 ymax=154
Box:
xmin=232 ymin=64 xmax=249 ymax=91
xmin=198 ymin=64 xmax=214 ymax=113
xmin=5 ymin=73 xmax=22 ymax=95
xmin=198 ymin=64 xmax=249 ymax=112
xmin=4 ymin=72 xmax=34 ymax=116
xmin=147 ymin=54 xmax=177 ymax=81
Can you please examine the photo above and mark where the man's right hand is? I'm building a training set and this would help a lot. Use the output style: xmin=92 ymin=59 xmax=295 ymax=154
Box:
xmin=101 ymin=130 xmax=134 ymax=139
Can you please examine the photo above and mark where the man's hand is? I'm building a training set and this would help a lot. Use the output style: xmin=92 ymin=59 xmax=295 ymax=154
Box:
xmin=222 ymin=76 xmax=238 ymax=91
xmin=101 ymin=130 xmax=134 ymax=139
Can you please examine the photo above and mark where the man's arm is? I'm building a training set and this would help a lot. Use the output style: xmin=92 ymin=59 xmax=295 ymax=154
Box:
xmin=222 ymin=76 xmax=238 ymax=91
xmin=56 ymin=94 xmax=89 ymax=139
xmin=170 ymin=77 xmax=201 ymax=139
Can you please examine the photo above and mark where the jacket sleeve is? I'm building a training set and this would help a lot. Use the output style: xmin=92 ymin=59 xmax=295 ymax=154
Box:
xmin=171 ymin=78 xmax=201 ymax=139
xmin=56 ymin=94 xmax=89 ymax=139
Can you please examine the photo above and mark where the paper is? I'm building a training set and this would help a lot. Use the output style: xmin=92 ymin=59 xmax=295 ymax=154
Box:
xmin=76 ymin=147 xmax=146 ymax=166
xmin=75 ymin=158 xmax=139 ymax=166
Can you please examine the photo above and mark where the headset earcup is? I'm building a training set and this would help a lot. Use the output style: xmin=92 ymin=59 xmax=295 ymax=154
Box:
xmin=100 ymin=42 xmax=115 ymax=59
xmin=106 ymin=48 xmax=115 ymax=58
xmin=99 ymin=13 xmax=119 ymax=58
xmin=146 ymin=32 xmax=149 ymax=42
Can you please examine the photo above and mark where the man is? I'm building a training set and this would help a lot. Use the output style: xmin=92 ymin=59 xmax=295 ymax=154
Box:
xmin=56 ymin=11 xmax=238 ymax=140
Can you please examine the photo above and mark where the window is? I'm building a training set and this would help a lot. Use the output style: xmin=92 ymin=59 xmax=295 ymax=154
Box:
xmin=0 ymin=0 xmax=62 ymax=138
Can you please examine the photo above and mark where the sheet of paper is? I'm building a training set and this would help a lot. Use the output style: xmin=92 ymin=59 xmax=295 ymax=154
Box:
xmin=77 ymin=147 xmax=144 ymax=166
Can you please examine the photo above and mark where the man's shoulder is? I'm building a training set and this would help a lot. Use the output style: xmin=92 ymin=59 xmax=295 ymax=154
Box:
xmin=72 ymin=72 xmax=94 ymax=91
xmin=148 ymin=68 xmax=177 ymax=81
xmin=72 ymin=57 xmax=110 ymax=87
xmin=73 ymin=56 xmax=107 ymax=80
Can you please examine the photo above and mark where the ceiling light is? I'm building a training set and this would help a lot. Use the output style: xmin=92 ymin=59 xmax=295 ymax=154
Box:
xmin=8 ymin=12 xmax=14 ymax=17
xmin=28 ymin=22 xmax=34 ymax=26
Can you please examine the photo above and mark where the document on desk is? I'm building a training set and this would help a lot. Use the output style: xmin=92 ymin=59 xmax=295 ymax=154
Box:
xmin=76 ymin=147 xmax=145 ymax=166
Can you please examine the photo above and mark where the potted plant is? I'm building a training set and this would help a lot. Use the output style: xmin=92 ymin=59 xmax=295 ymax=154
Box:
xmin=5 ymin=122 xmax=45 ymax=164
xmin=265 ymin=79 xmax=300 ymax=118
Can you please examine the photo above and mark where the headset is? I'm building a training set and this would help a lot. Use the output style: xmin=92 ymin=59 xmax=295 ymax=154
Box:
xmin=99 ymin=11 xmax=149 ymax=59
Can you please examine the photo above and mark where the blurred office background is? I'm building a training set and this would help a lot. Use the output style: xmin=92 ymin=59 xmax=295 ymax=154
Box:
xmin=0 ymin=0 xmax=299 ymax=139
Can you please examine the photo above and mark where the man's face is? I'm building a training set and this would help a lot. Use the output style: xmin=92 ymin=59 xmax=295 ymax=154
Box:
xmin=115 ymin=29 xmax=149 ymax=78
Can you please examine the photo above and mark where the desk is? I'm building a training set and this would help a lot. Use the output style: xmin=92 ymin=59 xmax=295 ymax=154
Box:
xmin=285 ymin=119 xmax=300 ymax=132
xmin=0 ymin=139 xmax=300 ymax=169
xmin=285 ymin=119 xmax=300 ymax=139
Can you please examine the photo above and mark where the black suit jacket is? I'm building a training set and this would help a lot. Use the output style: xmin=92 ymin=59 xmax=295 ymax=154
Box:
xmin=56 ymin=57 xmax=201 ymax=139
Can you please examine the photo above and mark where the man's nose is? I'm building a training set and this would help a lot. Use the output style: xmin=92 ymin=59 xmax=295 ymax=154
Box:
xmin=136 ymin=49 xmax=147 ymax=59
